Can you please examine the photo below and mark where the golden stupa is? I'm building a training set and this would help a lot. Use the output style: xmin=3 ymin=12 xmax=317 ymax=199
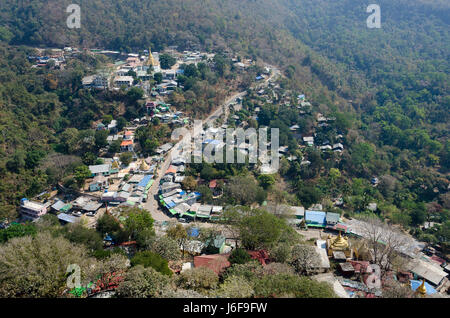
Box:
xmin=416 ymin=280 xmax=427 ymax=297
xmin=111 ymin=160 xmax=120 ymax=170
xmin=140 ymin=160 xmax=150 ymax=171
xmin=147 ymin=49 xmax=158 ymax=67
xmin=327 ymin=230 xmax=352 ymax=257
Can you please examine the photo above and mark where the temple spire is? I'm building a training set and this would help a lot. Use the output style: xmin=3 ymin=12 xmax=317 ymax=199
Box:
xmin=417 ymin=279 xmax=427 ymax=296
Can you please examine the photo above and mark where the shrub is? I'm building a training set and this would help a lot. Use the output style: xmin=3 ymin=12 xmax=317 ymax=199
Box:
xmin=130 ymin=251 xmax=172 ymax=276
xmin=228 ymin=248 xmax=251 ymax=265
xmin=253 ymin=274 xmax=335 ymax=298
xmin=116 ymin=265 xmax=169 ymax=298
xmin=176 ymin=267 xmax=219 ymax=293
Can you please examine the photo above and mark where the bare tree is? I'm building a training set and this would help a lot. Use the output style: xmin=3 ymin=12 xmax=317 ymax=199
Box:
xmin=382 ymin=279 xmax=415 ymax=298
xmin=290 ymin=245 xmax=321 ymax=275
xmin=359 ymin=216 xmax=410 ymax=274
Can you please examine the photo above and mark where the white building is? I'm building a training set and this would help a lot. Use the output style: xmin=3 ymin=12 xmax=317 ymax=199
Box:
xmin=20 ymin=199 xmax=48 ymax=220
xmin=114 ymin=76 xmax=134 ymax=87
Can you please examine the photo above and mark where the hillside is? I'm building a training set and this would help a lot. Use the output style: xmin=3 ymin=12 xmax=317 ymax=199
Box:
xmin=0 ymin=0 xmax=448 ymax=239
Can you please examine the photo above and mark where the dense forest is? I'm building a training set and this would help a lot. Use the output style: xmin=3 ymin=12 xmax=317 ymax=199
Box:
xmin=0 ymin=0 xmax=448 ymax=245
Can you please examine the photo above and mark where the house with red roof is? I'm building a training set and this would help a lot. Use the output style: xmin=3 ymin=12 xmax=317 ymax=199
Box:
xmin=194 ymin=254 xmax=231 ymax=275
xmin=120 ymin=139 xmax=134 ymax=152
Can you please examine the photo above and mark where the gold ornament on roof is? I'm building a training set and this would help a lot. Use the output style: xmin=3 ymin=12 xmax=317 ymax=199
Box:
xmin=329 ymin=230 xmax=349 ymax=250
xmin=416 ymin=279 xmax=427 ymax=296
xmin=112 ymin=161 xmax=119 ymax=169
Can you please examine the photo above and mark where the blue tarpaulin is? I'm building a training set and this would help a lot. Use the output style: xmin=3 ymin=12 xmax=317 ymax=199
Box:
xmin=188 ymin=228 xmax=200 ymax=238
xmin=410 ymin=280 xmax=436 ymax=295
xmin=138 ymin=175 xmax=153 ymax=188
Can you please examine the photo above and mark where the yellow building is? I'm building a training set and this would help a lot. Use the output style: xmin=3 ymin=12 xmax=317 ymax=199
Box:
xmin=327 ymin=231 xmax=352 ymax=258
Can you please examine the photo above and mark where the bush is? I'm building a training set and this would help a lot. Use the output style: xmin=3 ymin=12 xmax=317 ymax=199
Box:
xmin=130 ymin=251 xmax=172 ymax=276
xmin=140 ymin=235 xmax=181 ymax=261
xmin=62 ymin=224 xmax=103 ymax=251
xmin=217 ymin=275 xmax=254 ymax=298
xmin=0 ymin=232 xmax=98 ymax=297
xmin=222 ymin=260 xmax=265 ymax=283
xmin=0 ymin=222 xmax=36 ymax=243
xmin=228 ymin=248 xmax=251 ymax=265
xmin=116 ymin=265 xmax=169 ymax=298
xmin=269 ymin=243 xmax=291 ymax=263
xmin=253 ymin=274 xmax=335 ymax=298
xmin=176 ymin=267 xmax=219 ymax=293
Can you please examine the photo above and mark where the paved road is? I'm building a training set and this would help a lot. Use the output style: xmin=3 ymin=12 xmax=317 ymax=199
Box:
xmin=143 ymin=66 xmax=280 ymax=221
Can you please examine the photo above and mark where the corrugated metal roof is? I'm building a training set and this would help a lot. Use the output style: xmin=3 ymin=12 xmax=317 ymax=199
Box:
xmin=58 ymin=213 xmax=78 ymax=223
xmin=305 ymin=210 xmax=326 ymax=225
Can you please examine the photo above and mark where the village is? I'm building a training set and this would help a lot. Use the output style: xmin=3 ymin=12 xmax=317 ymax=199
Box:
xmin=12 ymin=45 xmax=450 ymax=298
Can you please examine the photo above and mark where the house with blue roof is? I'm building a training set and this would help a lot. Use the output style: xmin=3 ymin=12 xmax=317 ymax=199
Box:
xmin=305 ymin=210 xmax=327 ymax=228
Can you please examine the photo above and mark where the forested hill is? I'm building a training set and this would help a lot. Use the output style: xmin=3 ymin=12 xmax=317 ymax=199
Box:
xmin=0 ymin=0 xmax=447 ymax=159
xmin=0 ymin=0 xmax=448 ymax=96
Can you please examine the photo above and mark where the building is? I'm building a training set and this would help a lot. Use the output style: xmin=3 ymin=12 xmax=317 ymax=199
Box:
xmin=57 ymin=213 xmax=79 ymax=225
xmin=194 ymin=254 xmax=231 ymax=275
xmin=114 ymin=76 xmax=134 ymax=87
xmin=160 ymin=182 xmax=181 ymax=194
xmin=326 ymin=231 xmax=352 ymax=258
xmin=93 ymin=73 xmax=110 ymax=89
xmin=326 ymin=212 xmax=340 ymax=226
xmin=89 ymin=164 xmax=112 ymax=177
xmin=156 ymin=143 xmax=173 ymax=155
xmin=89 ymin=175 xmax=109 ymax=192
xmin=20 ymin=199 xmax=48 ymax=220
xmin=120 ymin=140 xmax=134 ymax=152
xmin=305 ymin=210 xmax=327 ymax=227
xmin=303 ymin=136 xmax=314 ymax=146
xmin=407 ymin=258 xmax=448 ymax=287
xmin=197 ymin=205 xmax=212 ymax=220
xmin=82 ymin=75 xmax=95 ymax=88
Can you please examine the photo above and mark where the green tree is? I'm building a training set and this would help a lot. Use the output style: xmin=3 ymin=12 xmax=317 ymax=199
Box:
xmin=0 ymin=233 xmax=98 ymax=297
xmin=159 ymin=54 xmax=176 ymax=70
xmin=126 ymin=87 xmax=144 ymax=103
xmin=123 ymin=207 xmax=154 ymax=241
xmin=153 ymin=72 xmax=163 ymax=84
xmin=239 ymin=209 xmax=287 ymax=250
xmin=217 ymin=275 xmax=254 ymax=298
xmin=229 ymin=248 xmax=252 ymax=265
xmin=120 ymin=152 xmax=133 ymax=166
xmin=96 ymin=214 xmax=120 ymax=235
xmin=130 ymin=251 xmax=172 ymax=276
xmin=74 ymin=165 xmax=91 ymax=187
xmin=0 ymin=223 xmax=36 ymax=243
xmin=94 ymin=130 xmax=109 ymax=149
xmin=258 ymin=174 xmax=276 ymax=190
xmin=62 ymin=223 xmax=103 ymax=251
xmin=140 ymin=235 xmax=181 ymax=261
xmin=253 ymin=274 xmax=335 ymax=298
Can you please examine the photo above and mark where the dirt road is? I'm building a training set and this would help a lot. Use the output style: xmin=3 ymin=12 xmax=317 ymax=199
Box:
xmin=142 ymin=66 xmax=281 ymax=221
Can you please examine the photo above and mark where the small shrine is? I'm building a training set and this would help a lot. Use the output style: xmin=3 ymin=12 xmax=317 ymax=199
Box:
xmin=326 ymin=230 xmax=352 ymax=258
